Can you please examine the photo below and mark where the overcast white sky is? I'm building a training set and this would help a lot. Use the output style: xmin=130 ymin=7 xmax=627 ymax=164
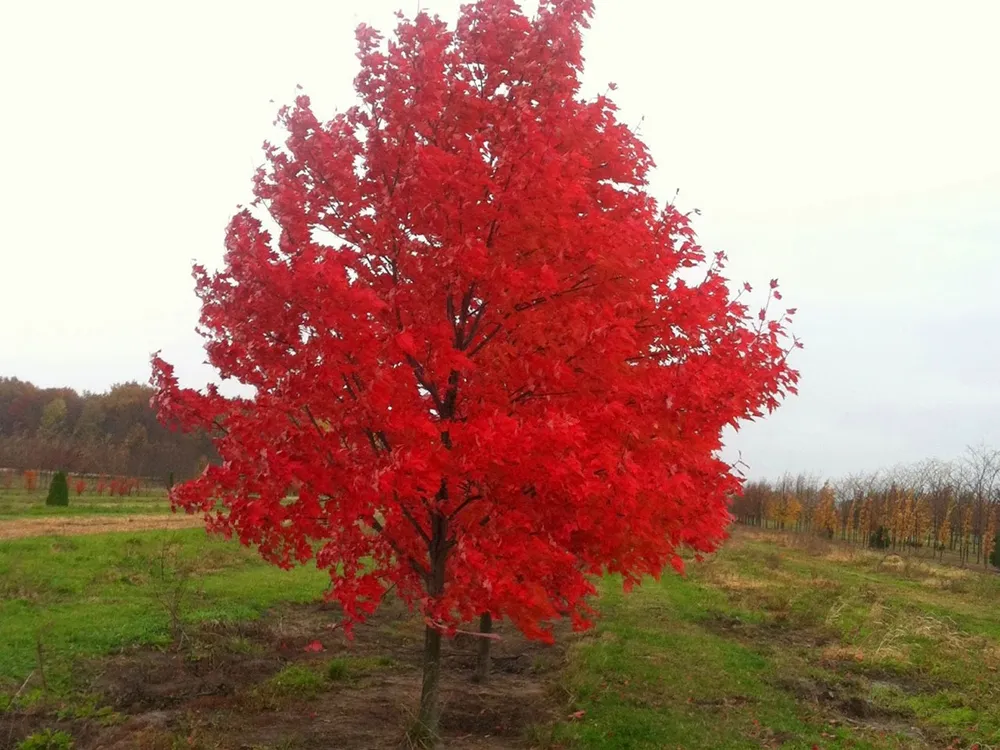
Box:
xmin=2 ymin=0 xmax=998 ymax=479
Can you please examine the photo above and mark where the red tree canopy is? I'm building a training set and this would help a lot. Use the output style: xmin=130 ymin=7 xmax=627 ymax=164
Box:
xmin=152 ymin=0 xmax=799 ymax=641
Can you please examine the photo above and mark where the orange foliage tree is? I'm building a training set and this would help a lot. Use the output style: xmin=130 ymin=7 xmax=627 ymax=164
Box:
xmin=811 ymin=484 xmax=838 ymax=538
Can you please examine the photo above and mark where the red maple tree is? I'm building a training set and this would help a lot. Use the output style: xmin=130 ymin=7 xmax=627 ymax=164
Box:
xmin=73 ymin=477 xmax=87 ymax=496
xmin=152 ymin=0 xmax=799 ymax=736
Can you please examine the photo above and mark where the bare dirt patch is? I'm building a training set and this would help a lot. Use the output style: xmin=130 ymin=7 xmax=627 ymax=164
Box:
xmin=3 ymin=598 xmax=568 ymax=749
xmin=0 ymin=514 xmax=201 ymax=540
xmin=699 ymin=609 xmax=940 ymax=746
xmin=775 ymin=673 xmax=932 ymax=745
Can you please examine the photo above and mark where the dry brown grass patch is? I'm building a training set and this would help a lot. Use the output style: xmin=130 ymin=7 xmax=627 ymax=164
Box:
xmin=707 ymin=571 xmax=770 ymax=593
xmin=0 ymin=515 xmax=202 ymax=540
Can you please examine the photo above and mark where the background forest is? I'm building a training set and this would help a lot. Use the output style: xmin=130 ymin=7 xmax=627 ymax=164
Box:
xmin=0 ymin=377 xmax=214 ymax=482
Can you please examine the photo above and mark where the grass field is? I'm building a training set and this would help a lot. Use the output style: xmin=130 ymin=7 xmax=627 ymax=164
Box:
xmin=552 ymin=530 xmax=1000 ymax=749
xmin=0 ymin=490 xmax=171 ymax=518
xmin=3 ymin=525 xmax=1000 ymax=749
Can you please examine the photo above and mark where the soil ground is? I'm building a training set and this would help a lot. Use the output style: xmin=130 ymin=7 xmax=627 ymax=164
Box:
xmin=0 ymin=514 xmax=200 ymax=540
xmin=2 ymin=597 xmax=569 ymax=750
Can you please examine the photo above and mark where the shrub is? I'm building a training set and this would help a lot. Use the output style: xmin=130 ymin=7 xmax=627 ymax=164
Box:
xmin=990 ymin=533 xmax=1000 ymax=569
xmin=45 ymin=471 xmax=69 ymax=507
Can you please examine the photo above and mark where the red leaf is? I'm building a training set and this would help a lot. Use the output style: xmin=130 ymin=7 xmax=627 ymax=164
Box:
xmin=304 ymin=640 xmax=325 ymax=653
xmin=395 ymin=331 xmax=417 ymax=357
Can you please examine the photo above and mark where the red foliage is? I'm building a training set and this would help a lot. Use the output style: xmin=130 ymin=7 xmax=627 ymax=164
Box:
xmin=23 ymin=470 xmax=38 ymax=492
xmin=106 ymin=476 xmax=137 ymax=497
xmin=73 ymin=477 xmax=87 ymax=496
xmin=95 ymin=475 xmax=107 ymax=496
xmin=152 ymin=1 xmax=798 ymax=644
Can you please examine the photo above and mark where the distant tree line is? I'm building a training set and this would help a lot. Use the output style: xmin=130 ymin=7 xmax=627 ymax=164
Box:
xmin=732 ymin=445 xmax=1000 ymax=568
xmin=0 ymin=377 xmax=215 ymax=482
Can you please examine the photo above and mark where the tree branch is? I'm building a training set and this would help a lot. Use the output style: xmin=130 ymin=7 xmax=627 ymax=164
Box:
xmin=468 ymin=323 xmax=503 ymax=357
xmin=405 ymin=354 xmax=444 ymax=413
xmin=448 ymin=494 xmax=483 ymax=521
xmin=369 ymin=514 xmax=429 ymax=577
xmin=401 ymin=504 xmax=432 ymax=545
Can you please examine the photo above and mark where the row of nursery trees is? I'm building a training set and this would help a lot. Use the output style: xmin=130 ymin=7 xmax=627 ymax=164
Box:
xmin=731 ymin=445 xmax=1000 ymax=568
xmin=0 ymin=469 xmax=153 ymax=496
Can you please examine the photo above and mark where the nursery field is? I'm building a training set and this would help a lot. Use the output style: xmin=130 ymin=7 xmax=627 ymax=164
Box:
xmin=0 ymin=489 xmax=171 ymax=519
xmin=3 ymin=526 xmax=999 ymax=749
xmin=0 ymin=488 xmax=182 ymax=541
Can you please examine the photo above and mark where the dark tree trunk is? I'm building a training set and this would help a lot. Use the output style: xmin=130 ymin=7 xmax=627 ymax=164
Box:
xmin=415 ymin=511 xmax=448 ymax=747
xmin=474 ymin=612 xmax=492 ymax=683
xmin=418 ymin=620 xmax=443 ymax=741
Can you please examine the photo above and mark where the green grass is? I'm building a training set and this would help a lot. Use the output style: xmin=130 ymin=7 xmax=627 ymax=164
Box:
xmin=550 ymin=575 xmax=851 ymax=749
xmin=547 ymin=528 xmax=1000 ymax=749
xmin=326 ymin=654 xmax=395 ymax=682
xmin=6 ymin=522 xmax=1000 ymax=749
xmin=0 ymin=490 xmax=171 ymax=517
xmin=266 ymin=664 xmax=327 ymax=699
xmin=14 ymin=728 xmax=74 ymax=750
xmin=242 ymin=655 xmax=398 ymax=712
xmin=0 ymin=528 xmax=327 ymax=694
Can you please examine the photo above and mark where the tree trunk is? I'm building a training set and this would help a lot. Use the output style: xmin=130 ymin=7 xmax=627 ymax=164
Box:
xmin=415 ymin=511 xmax=448 ymax=747
xmin=474 ymin=612 xmax=492 ymax=683
xmin=418 ymin=620 xmax=443 ymax=742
